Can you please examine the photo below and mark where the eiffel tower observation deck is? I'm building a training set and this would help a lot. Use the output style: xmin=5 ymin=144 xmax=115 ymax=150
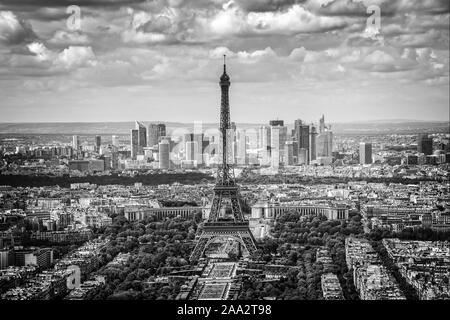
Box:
xmin=189 ymin=56 xmax=257 ymax=263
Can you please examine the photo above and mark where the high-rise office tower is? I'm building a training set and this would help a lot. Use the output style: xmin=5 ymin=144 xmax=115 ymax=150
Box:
xmin=130 ymin=129 xmax=139 ymax=160
xmin=285 ymin=141 xmax=295 ymax=165
xmin=185 ymin=133 xmax=204 ymax=165
xmin=157 ymin=124 xmax=166 ymax=141
xmin=148 ymin=124 xmax=158 ymax=147
xmin=269 ymin=120 xmax=284 ymax=127
xmin=205 ymin=134 xmax=219 ymax=165
xmin=316 ymin=130 xmax=333 ymax=158
xmin=417 ymin=134 xmax=433 ymax=155
xmin=310 ymin=125 xmax=317 ymax=162
xmin=95 ymin=135 xmax=101 ymax=153
xmin=247 ymin=129 xmax=258 ymax=149
xmin=185 ymin=140 xmax=198 ymax=164
xmin=298 ymin=148 xmax=308 ymax=164
xmin=236 ymin=129 xmax=247 ymax=165
xmin=359 ymin=142 xmax=372 ymax=164
xmin=319 ymin=114 xmax=325 ymax=133
xmin=202 ymin=138 xmax=211 ymax=164
xmin=112 ymin=135 xmax=119 ymax=148
xmin=148 ymin=123 xmax=166 ymax=147
xmin=258 ymin=125 xmax=271 ymax=165
xmin=111 ymin=151 xmax=118 ymax=169
xmin=159 ymin=138 xmax=170 ymax=169
xmin=135 ymin=121 xmax=147 ymax=155
xmin=270 ymin=127 xmax=280 ymax=168
xmin=292 ymin=141 xmax=299 ymax=164
xmin=294 ymin=119 xmax=310 ymax=164
xmin=270 ymin=122 xmax=287 ymax=167
xmin=72 ymin=135 xmax=80 ymax=150
xmin=258 ymin=125 xmax=271 ymax=152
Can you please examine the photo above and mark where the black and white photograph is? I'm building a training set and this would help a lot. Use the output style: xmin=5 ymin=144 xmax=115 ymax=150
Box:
xmin=0 ymin=0 xmax=449 ymax=315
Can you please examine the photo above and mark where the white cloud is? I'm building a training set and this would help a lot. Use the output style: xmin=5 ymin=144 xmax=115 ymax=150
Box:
xmin=209 ymin=46 xmax=236 ymax=59
xmin=0 ymin=11 xmax=35 ymax=44
xmin=208 ymin=3 xmax=347 ymax=36
xmin=289 ymin=47 xmax=307 ymax=61
xmin=57 ymin=46 xmax=97 ymax=68
xmin=27 ymin=42 xmax=51 ymax=61
xmin=236 ymin=47 xmax=276 ymax=62
xmin=363 ymin=50 xmax=395 ymax=65
xmin=26 ymin=42 xmax=96 ymax=69
xmin=48 ymin=30 xmax=91 ymax=46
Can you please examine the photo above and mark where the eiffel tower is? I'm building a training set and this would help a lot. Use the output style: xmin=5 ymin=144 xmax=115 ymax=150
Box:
xmin=190 ymin=56 xmax=257 ymax=262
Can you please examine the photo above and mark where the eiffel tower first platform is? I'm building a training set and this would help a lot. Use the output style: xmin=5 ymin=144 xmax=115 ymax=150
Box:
xmin=190 ymin=57 xmax=257 ymax=263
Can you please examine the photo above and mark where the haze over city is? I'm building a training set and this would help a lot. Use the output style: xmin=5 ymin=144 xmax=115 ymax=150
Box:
xmin=0 ymin=0 xmax=449 ymax=122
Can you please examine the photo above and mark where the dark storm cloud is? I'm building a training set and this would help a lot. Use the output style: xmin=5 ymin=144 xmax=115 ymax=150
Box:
xmin=315 ymin=0 xmax=449 ymax=18
xmin=316 ymin=0 xmax=396 ymax=18
xmin=233 ymin=0 xmax=306 ymax=12
xmin=139 ymin=15 xmax=172 ymax=33
xmin=0 ymin=0 xmax=147 ymax=8
xmin=0 ymin=0 xmax=148 ymax=22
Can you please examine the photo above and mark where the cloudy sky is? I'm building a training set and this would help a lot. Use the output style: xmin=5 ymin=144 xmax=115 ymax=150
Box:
xmin=0 ymin=0 xmax=448 ymax=123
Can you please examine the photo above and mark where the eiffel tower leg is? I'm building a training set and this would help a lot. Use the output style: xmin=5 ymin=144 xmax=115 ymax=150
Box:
xmin=208 ymin=193 xmax=222 ymax=221
xmin=238 ymin=231 xmax=257 ymax=256
xmin=230 ymin=192 xmax=242 ymax=221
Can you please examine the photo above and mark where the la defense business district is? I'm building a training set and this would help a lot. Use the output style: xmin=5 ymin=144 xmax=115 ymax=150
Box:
xmin=1 ymin=59 xmax=449 ymax=302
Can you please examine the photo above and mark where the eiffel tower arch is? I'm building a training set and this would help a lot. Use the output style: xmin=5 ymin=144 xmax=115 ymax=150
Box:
xmin=190 ymin=185 xmax=257 ymax=262
xmin=190 ymin=56 xmax=257 ymax=263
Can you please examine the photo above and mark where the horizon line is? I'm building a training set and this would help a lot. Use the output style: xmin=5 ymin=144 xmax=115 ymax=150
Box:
xmin=0 ymin=119 xmax=449 ymax=124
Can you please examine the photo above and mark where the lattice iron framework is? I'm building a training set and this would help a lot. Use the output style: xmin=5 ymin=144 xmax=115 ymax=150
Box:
xmin=190 ymin=56 xmax=257 ymax=262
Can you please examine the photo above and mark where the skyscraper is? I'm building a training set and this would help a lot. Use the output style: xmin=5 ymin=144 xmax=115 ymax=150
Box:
xmin=185 ymin=133 xmax=204 ymax=165
xmin=148 ymin=123 xmax=166 ymax=147
xmin=148 ymin=124 xmax=158 ymax=147
xmin=236 ymin=129 xmax=247 ymax=165
xmin=270 ymin=123 xmax=287 ymax=167
xmin=310 ymin=125 xmax=317 ymax=162
xmin=359 ymin=142 xmax=372 ymax=164
xmin=294 ymin=119 xmax=310 ymax=164
xmin=186 ymin=141 xmax=198 ymax=163
xmin=130 ymin=129 xmax=139 ymax=160
xmin=258 ymin=125 xmax=271 ymax=165
xmin=72 ymin=135 xmax=80 ymax=150
xmin=298 ymin=148 xmax=308 ymax=165
xmin=112 ymin=135 xmax=119 ymax=148
xmin=285 ymin=141 xmax=295 ymax=165
xmin=95 ymin=135 xmax=101 ymax=153
xmin=159 ymin=139 xmax=170 ymax=169
xmin=247 ymin=129 xmax=258 ymax=149
xmin=317 ymin=131 xmax=333 ymax=158
xmin=269 ymin=120 xmax=284 ymax=127
xmin=417 ymin=134 xmax=433 ymax=155
xmin=135 ymin=121 xmax=147 ymax=155
xmin=319 ymin=114 xmax=325 ymax=133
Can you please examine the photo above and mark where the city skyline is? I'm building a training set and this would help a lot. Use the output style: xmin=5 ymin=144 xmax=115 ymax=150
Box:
xmin=0 ymin=0 xmax=449 ymax=122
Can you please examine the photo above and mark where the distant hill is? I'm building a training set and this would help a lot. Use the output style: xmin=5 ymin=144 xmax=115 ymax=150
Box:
xmin=0 ymin=120 xmax=448 ymax=135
